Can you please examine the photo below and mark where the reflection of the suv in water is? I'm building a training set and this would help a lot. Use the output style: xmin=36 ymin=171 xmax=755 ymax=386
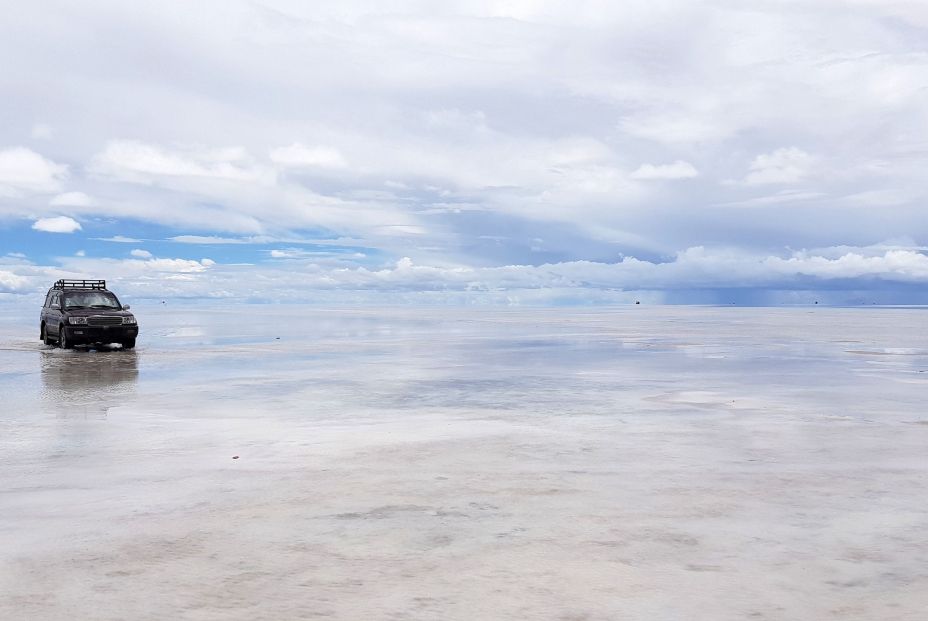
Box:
xmin=40 ymin=349 xmax=139 ymax=417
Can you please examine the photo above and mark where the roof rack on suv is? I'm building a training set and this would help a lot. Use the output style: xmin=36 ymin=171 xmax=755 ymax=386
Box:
xmin=53 ymin=279 xmax=107 ymax=290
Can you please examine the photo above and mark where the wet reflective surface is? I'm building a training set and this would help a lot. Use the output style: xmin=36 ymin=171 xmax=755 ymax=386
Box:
xmin=1 ymin=305 xmax=927 ymax=620
xmin=40 ymin=349 xmax=139 ymax=417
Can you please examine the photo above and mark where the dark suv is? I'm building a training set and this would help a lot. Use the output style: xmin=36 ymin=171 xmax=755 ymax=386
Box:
xmin=40 ymin=280 xmax=139 ymax=349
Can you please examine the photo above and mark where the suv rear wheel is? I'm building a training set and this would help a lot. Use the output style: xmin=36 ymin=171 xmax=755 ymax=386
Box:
xmin=40 ymin=323 xmax=53 ymax=346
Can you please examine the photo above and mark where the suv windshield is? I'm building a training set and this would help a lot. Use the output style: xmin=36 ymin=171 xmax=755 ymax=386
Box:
xmin=64 ymin=291 xmax=121 ymax=309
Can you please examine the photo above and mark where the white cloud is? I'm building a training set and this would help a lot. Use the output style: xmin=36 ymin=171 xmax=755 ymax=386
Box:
xmin=50 ymin=191 xmax=93 ymax=206
xmin=270 ymin=249 xmax=302 ymax=259
xmin=268 ymin=248 xmax=366 ymax=259
xmin=142 ymin=258 xmax=213 ymax=273
xmin=745 ymin=148 xmax=816 ymax=185
xmin=90 ymin=140 xmax=276 ymax=185
xmin=32 ymin=216 xmax=82 ymax=233
xmin=56 ymin=255 xmax=216 ymax=275
xmin=170 ymin=235 xmax=249 ymax=244
xmin=81 ymin=141 xmax=421 ymax=239
xmin=130 ymin=249 xmax=153 ymax=258
xmin=75 ymin=250 xmax=85 ymax=257
xmin=95 ymin=235 xmax=143 ymax=243
xmin=269 ymin=143 xmax=347 ymax=169
xmin=0 ymin=147 xmax=67 ymax=195
xmin=0 ymin=270 xmax=29 ymax=292
xmin=630 ymin=160 xmax=699 ymax=180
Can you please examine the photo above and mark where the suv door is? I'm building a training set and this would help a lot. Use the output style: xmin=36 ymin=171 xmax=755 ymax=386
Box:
xmin=40 ymin=292 xmax=50 ymax=336
xmin=47 ymin=292 xmax=62 ymax=337
xmin=41 ymin=291 xmax=50 ymax=320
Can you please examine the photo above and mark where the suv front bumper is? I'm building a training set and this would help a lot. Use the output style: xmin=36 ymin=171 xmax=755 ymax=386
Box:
xmin=64 ymin=325 xmax=138 ymax=344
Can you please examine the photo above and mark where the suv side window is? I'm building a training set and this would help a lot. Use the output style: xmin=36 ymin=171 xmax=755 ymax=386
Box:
xmin=44 ymin=292 xmax=52 ymax=308
xmin=51 ymin=292 xmax=60 ymax=308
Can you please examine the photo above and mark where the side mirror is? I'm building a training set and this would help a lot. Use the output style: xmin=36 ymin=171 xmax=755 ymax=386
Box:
xmin=123 ymin=304 xmax=131 ymax=311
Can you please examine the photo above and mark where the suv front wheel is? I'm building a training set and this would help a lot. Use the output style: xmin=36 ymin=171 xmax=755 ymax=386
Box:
xmin=59 ymin=325 xmax=72 ymax=349
xmin=122 ymin=338 xmax=136 ymax=350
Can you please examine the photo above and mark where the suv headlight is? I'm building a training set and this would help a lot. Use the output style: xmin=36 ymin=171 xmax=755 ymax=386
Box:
xmin=68 ymin=316 xmax=88 ymax=325
xmin=123 ymin=316 xmax=137 ymax=325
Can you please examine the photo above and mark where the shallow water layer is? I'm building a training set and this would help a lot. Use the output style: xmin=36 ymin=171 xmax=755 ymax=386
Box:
xmin=1 ymin=305 xmax=927 ymax=620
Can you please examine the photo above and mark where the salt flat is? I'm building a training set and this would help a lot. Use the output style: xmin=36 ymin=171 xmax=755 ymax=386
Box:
xmin=1 ymin=305 xmax=927 ymax=620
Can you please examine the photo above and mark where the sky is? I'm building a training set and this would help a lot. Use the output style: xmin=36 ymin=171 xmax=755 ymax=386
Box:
xmin=1 ymin=0 xmax=927 ymax=304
